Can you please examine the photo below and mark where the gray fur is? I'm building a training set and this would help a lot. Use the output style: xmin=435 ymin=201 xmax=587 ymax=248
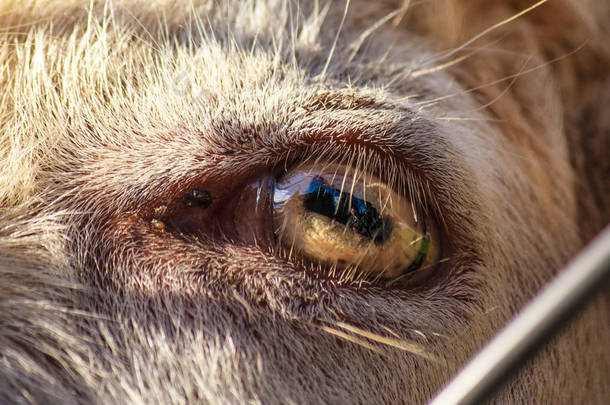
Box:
xmin=0 ymin=0 xmax=608 ymax=403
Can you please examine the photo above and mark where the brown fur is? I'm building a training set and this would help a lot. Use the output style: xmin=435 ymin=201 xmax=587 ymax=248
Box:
xmin=0 ymin=0 xmax=608 ymax=403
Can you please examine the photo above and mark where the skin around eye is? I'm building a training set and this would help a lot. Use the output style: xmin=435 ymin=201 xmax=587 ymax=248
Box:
xmin=273 ymin=164 xmax=439 ymax=281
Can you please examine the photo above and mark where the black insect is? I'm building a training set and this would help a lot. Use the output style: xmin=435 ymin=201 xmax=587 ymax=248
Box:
xmin=183 ymin=189 xmax=212 ymax=208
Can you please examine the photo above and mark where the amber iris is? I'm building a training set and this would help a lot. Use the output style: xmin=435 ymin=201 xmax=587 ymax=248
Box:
xmin=273 ymin=164 xmax=438 ymax=280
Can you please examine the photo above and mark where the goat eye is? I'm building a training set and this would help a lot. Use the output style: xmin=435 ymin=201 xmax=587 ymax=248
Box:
xmin=273 ymin=164 xmax=439 ymax=281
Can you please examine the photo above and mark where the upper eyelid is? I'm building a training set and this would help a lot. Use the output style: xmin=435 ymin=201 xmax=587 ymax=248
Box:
xmin=77 ymin=91 xmax=459 ymax=218
xmin=280 ymin=104 xmax=449 ymax=184
xmin=271 ymin=101 xmax=472 ymax=234
xmin=287 ymin=92 xmax=444 ymax=162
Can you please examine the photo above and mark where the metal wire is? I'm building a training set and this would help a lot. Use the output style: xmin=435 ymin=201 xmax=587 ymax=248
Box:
xmin=429 ymin=225 xmax=610 ymax=405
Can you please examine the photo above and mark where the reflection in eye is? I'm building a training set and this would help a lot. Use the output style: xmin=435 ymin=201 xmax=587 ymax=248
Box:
xmin=273 ymin=164 xmax=438 ymax=281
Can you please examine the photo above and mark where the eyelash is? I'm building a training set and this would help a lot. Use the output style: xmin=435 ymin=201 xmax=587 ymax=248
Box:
xmin=277 ymin=145 xmax=433 ymax=216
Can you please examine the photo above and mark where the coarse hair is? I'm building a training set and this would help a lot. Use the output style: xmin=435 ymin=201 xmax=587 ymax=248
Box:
xmin=0 ymin=0 xmax=608 ymax=403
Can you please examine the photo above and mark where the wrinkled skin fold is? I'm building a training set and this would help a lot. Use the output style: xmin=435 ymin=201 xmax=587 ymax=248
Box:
xmin=0 ymin=0 xmax=608 ymax=404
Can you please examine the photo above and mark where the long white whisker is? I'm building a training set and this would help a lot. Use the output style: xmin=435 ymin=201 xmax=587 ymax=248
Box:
xmin=415 ymin=0 xmax=549 ymax=70
xmin=415 ymin=43 xmax=586 ymax=108
xmin=320 ymin=0 xmax=350 ymax=78
xmin=348 ymin=8 xmax=402 ymax=63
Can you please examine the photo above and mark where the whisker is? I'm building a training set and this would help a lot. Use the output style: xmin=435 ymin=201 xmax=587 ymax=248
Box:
xmin=392 ymin=0 xmax=411 ymax=26
xmin=348 ymin=8 xmax=402 ymax=63
xmin=415 ymin=42 xmax=587 ymax=108
xmin=433 ymin=116 xmax=504 ymax=122
xmin=320 ymin=0 xmax=351 ymax=77
xmin=119 ymin=3 xmax=163 ymax=54
xmin=316 ymin=324 xmax=385 ymax=354
xmin=462 ymin=55 xmax=531 ymax=114
xmin=0 ymin=16 xmax=53 ymax=33
xmin=335 ymin=321 xmax=437 ymax=361
xmin=382 ymin=326 xmax=402 ymax=339
xmin=415 ymin=0 xmax=549 ymax=69
xmin=409 ymin=52 xmax=473 ymax=79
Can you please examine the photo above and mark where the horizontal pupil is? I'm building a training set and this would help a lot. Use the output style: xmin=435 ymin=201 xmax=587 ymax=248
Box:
xmin=303 ymin=176 xmax=392 ymax=245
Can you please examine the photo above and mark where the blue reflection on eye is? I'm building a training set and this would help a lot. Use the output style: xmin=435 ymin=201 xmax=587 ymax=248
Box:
xmin=306 ymin=176 xmax=326 ymax=194
xmin=273 ymin=174 xmax=392 ymax=244
xmin=304 ymin=176 xmax=366 ymax=221
xmin=303 ymin=177 xmax=391 ymax=244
